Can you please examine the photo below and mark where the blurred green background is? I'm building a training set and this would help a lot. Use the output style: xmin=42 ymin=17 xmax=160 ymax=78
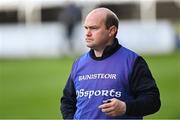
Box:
xmin=0 ymin=52 xmax=180 ymax=119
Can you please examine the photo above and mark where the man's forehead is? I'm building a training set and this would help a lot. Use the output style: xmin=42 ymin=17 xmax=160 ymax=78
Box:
xmin=84 ymin=16 xmax=104 ymax=27
xmin=84 ymin=12 xmax=105 ymax=25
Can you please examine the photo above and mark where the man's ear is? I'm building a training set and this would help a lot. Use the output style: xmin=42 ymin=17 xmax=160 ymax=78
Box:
xmin=109 ymin=25 xmax=117 ymax=37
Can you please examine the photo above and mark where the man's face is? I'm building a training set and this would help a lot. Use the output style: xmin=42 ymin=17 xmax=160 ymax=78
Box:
xmin=84 ymin=12 xmax=111 ymax=50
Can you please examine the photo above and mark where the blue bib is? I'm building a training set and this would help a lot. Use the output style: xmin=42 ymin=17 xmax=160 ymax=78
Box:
xmin=71 ymin=47 xmax=142 ymax=119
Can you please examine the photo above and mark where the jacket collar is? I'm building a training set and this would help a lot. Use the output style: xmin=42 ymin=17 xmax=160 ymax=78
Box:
xmin=89 ymin=38 xmax=121 ymax=60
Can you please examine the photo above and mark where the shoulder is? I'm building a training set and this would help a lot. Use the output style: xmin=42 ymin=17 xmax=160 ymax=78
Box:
xmin=120 ymin=46 xmax=139 ymax=56
xmin=71 ymin=52 xmax=90 ymax=72
xmin=70 ymin=52 xmax=91 ymax=79
xmin=73 ymin=52 xmax=90 ymax=66
xmin=117 ymin=46 xmax=139 ymax=62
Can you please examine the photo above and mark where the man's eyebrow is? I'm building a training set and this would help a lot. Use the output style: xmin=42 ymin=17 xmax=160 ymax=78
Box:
xmin=84 ymin=25 xmax=98 ymax=28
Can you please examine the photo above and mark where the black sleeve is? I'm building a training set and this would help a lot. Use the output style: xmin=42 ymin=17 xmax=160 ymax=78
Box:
xmin=60 ymin=75 xmax=77 ymax=119
xmin=125 ymin=56 xmax=161 ymax=116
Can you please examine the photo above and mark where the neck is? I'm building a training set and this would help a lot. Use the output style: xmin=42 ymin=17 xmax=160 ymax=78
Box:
xmin=94 ymin=39 xmax=114 ymax=57
xmin=89 ymin=38 xmax=121 ymax=60
xmin=94 ymin=50 xmax=104 ymax=57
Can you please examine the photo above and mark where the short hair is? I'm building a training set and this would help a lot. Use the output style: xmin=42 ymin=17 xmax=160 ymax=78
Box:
xmin=105 ymin=13 xmax=119 ymax=29
xmin=104 ymin=13 xmax=119 ymax=37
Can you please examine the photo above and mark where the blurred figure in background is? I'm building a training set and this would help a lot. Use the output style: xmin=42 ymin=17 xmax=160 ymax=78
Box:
xmin=175 ymin=22 xmax=180 ymax=50
xmin=59 ymin=3 xmax=82 ymax=52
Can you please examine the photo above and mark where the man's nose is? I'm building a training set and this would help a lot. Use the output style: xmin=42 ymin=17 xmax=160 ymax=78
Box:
xmin=85 ymin=29 xmax=92 ymax=36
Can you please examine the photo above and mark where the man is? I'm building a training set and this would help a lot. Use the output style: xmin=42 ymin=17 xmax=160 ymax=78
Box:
xmin=60 ymin=7 xmax=161 ymax=119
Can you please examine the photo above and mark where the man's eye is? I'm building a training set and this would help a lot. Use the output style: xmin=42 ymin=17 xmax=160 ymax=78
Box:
xmin=91 ymin=27 xmax=98 ymax=30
